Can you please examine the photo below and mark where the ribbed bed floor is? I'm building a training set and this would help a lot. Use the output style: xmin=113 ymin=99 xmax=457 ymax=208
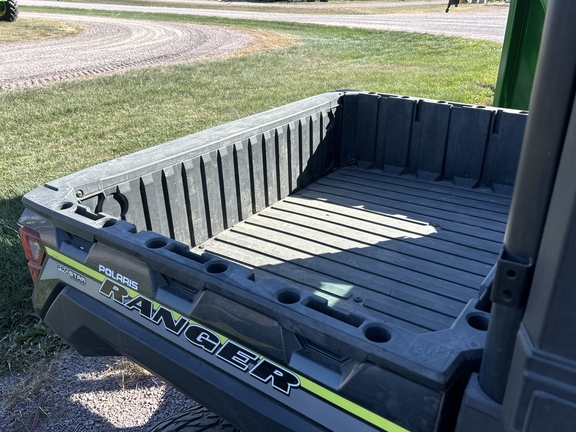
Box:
xmin=194 ymin=167 xmax=511 ymax=334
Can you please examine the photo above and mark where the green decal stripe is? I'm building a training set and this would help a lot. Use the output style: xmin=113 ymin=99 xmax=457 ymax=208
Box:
xmin=45 ymin=246 xmax=105 ymax=282
xmin=300 ymin=377 xmax=409 ymax=432
xmin=45 ymin=248 xmax=407 ymax=432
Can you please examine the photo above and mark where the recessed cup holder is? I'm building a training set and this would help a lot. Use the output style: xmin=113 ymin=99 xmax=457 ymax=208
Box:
xmin=277 ymin=290 xmax=302 ymax=305
xmin=146 ymin=238 xmax=168 ymax=249
xmin=363 ymin=325 xmax=392 ymax=343
xmin=205 ymin=261 xmax=229 ymax=274
xmin=467 ymin=313 xmax=489 ymax=331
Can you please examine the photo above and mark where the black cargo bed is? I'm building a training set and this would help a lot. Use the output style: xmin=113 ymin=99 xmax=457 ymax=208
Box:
xmin=194 ymin=167 xmax=510 ymax=334
xmin=24 ymin=92 xmax=529 ymax=432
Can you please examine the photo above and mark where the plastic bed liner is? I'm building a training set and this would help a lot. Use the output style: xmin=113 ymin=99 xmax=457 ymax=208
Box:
xmin=194 ymin=167 xmax=510 ymax=335
xmin=21 ymin=91 xmax=528 ymax=432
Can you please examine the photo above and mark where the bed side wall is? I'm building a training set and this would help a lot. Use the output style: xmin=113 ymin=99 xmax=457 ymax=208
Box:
xmin=58 ymin=91 xmax=528 ymax=249
xmin=339 ymin=92 xmax=528 ymax=194
xmin=78 ymin=98 xmax=340 ymax=247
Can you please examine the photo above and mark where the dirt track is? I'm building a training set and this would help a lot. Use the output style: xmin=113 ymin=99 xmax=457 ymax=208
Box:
xmin=0 ymin=13 xmax=255 ymax=91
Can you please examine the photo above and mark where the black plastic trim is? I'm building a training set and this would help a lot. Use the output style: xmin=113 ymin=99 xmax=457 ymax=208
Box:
xmin=44 ymin=286 xmax=329 ymax=432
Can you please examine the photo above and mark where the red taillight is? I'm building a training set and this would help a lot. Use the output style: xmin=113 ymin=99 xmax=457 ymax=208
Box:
xmin=19 ymin=226 xmax=46 ymax=284
xmin=27 ymin=261 xmax=43 ymax=284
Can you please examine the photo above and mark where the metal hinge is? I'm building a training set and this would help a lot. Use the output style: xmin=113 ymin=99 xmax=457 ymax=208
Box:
xmin=490 ymin=248 xmax=535 ymax=308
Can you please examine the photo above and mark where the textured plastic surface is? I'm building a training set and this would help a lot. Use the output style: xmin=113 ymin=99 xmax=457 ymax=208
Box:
xmin=454 ymin=373 xmax=505 ymax=432
xmin=22 ymin=92 xmax=528 ymax=432
xmin=44 ymin=287 xmax=329 ymax=432
xmin=195 ymin=167 xmax=508 ymax=335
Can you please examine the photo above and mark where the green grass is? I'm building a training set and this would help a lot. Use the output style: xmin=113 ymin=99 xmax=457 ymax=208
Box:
xmin=0 ymin=17 xmax=81 ymax=44
xmin=0 ymin=10 xmax=502 ymax=375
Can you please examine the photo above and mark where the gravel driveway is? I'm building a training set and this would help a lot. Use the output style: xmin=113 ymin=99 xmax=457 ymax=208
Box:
xmin=0 ymin=13 xmax=255 ymax=91
xmin=0 ymin=349 xmax=197 ymax=431
xmin=4 ymin=2 xmax=508 ymax=91
xmin=21 ymin=0 xmax=509 ymax=42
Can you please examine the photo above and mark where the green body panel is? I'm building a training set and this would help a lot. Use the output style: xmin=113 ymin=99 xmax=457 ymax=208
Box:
xmin=494 ymin=0 xmax=548 ymax=110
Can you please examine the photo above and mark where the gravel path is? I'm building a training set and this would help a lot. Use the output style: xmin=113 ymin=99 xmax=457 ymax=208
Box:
xmin=5 ymin=2 xmax=508 ymax=90
xmin=0 ymin=349 xmax=197 ymax=431
xmin=21 ymin=0 xmax=509 ymax=42
xmin=0 ymin=13 xmax=255 ymax=91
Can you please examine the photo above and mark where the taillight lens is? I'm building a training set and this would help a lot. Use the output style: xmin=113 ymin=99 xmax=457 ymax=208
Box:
xmin=19 ymin=226 xmax=46 ymax=284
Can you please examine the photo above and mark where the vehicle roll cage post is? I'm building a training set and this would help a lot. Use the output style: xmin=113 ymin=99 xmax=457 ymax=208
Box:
xmin=479 ymin=0 xmax=576 ymax=409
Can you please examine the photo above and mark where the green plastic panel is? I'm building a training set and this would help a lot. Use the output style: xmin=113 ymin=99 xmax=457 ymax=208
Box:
xmin=493 ymin=0 xmax=547 ymax=110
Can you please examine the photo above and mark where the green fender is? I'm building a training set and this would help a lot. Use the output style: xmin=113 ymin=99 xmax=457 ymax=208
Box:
xmin=493 ymin=0 xmax=548 ymax=110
